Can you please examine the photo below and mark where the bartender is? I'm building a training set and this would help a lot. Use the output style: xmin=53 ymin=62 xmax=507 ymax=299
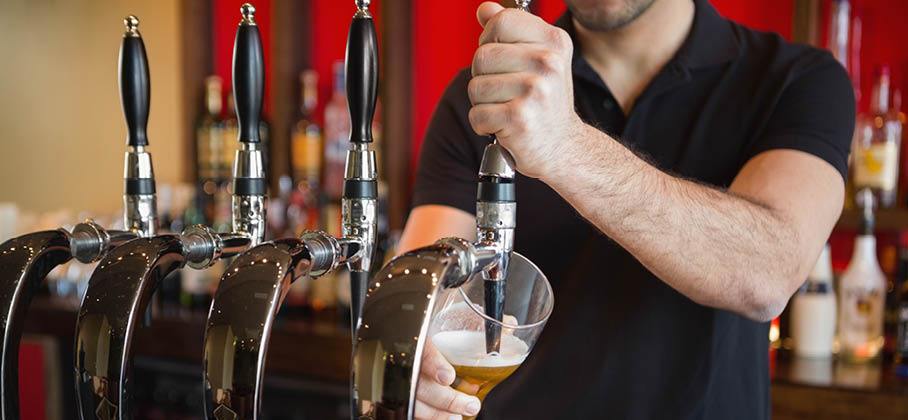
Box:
xmin=400 ymin=0 xmax=854 ymax=419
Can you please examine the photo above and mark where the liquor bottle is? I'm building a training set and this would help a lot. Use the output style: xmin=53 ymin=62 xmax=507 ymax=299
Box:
xmin=827 ymin=0 xmax=850 ymax=71
xmin=196 ymin=76 xmax=225 ymax=225
xmin=853 ymin=67 xmax=899 ymax=208
xmin=790 ymin=244 xmax=837 ymax=358
xmin=291 ymin=70 xmax=322 ymax=188
xmin=839 ymin=189 xmax=886 ymax=362
xmin=289 ymin=70 xmax=323 ymax=233
xmin=896 ymin=232 xmax=908 ymax=376
xmin=323 ymin=61 xmax=350 ymax=200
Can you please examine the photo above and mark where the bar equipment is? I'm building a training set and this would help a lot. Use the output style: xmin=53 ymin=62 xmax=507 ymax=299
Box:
xmin=0 ymin=15 xmax=167 ymax=419
xmin=73 ymin=7 xmax=267 ymax=418
xmin=201 ymin=1 xmax=378 ymax=417
xmin=350 ymin=2 xmax=549 ymax=418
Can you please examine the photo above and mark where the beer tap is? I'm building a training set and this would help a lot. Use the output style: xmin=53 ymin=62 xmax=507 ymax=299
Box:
xmin=201 ymin=1 xmax=378 ymax=417
xmin=478 ymin=0 xmax=531 ymax=357
xmin=73 ymin=7 xmax=266 ymax=418
xmin=0 ymin=15 xmax=170 ymax=419
xmin=350 ymin=2 xmax=541 ymax=418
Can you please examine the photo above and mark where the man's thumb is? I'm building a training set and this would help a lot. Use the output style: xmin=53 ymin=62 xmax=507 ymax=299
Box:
xmin=477 ymin=1 xmax=506 ymax=28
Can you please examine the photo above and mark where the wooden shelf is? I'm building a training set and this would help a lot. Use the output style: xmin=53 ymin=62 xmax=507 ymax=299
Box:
xmin=836 ymin=208 xmax=908 ymax=231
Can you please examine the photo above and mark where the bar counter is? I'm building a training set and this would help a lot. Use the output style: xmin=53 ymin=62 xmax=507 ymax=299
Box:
xmin=23 ymin=296 xmax=908 ymax=419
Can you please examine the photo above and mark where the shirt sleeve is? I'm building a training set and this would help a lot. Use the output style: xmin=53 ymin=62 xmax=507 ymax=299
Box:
xmin=745 ymin=51 xmax=855 ymax=181
xmin=412 ymin=69 xmax=485 ymax=215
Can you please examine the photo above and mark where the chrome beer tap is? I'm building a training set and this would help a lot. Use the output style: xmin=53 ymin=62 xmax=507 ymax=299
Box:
xmin=478 ymin=0 xmax=532 ymax=356
xmin=0 ymin=15 xmax=169 ymax=420
xmin=201 ymin=1 xmax=379 ymax=418
xmin=73 ymin=7 xmax=266 ymax=418
xmin=351 ymin=2 xmax=539 ymax=418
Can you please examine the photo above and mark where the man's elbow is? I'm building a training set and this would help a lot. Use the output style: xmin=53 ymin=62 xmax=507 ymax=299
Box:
xmin=741 ymin=272 xmax=802 ymax=323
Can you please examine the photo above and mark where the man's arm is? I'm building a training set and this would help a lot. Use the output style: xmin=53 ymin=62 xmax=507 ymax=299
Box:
xmin=544 ymin=127 xmax=843 ymax=321
xmin=397 ymin=205 xmax=476 ymax=253
xmin=468 ymin=2 xmax=851 ymax=322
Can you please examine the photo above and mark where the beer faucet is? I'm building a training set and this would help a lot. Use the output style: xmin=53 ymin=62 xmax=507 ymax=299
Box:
xmin=0 ymin=15 xmax=167 ymax=419
xmin=351 ymin=2 xmax=537 ymax=418
xmin=73 ymin=7 xmax=266 ymax=418
xmin=201 ymin=1 xmax=378 ymax=417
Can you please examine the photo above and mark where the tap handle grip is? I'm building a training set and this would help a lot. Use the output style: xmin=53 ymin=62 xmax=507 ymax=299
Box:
xmin=233 ymin=4 xmax=264 ymax=144
xmin=345 ymin=9 xmax=378 ymax=144
xmin=119 ymin=15 xmax=150 ymax=147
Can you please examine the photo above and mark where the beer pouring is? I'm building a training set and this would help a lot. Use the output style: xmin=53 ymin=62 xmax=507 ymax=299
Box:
xmin=201 ymin=1 xmax=379 ymax=417
xmin=0 ymin=15 xmax=166 ymax=419
xmin=73 ymin=7 xmax=266 ymax=418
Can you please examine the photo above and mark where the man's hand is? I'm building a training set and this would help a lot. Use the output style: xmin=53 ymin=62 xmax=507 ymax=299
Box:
xmin=415 ymin=341 xmax=481 ymax=419
xmin=468 ymin=1 xmax=583 ymax=179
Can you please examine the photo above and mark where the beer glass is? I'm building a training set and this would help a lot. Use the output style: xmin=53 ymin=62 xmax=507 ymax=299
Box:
xmin=428 ymin=253 xmax=553 ymax=419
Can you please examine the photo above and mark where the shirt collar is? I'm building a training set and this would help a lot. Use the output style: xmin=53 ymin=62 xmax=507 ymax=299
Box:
xmin=556 ymin=0 xmax=740 ymax=82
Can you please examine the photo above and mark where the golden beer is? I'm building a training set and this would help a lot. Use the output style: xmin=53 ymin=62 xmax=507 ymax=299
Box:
xmin=433 ymin=330 xmax=529 ymax=420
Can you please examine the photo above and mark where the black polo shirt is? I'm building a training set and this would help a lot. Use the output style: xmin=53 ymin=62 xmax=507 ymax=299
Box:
xmin=412 ymin=1 xmax=854 ymax=419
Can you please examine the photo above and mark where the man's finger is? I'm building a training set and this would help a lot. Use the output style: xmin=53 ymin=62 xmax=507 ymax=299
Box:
xmin=478 ymin=5 xmax=552 ymax=45
xmin=413 ymin=401 xmax=459 ymax=420
xmin=416 ymin=374 xmax=482 ymax=417
xmin=469 ymin=103 xmax=514 ymax=137
xmin=421 ymin=341 xmax=456 ymax=386
xmin=472 ymin=43 xmax=553 ymax=77
xmin=476 ymin=1 xmax=505 ymax=27
xmin=468 ymin=73 xmax=531 ymax=105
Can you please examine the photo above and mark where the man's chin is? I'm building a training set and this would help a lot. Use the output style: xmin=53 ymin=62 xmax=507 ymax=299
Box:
xmin=565 ymin=0 xmax=658 ymax=32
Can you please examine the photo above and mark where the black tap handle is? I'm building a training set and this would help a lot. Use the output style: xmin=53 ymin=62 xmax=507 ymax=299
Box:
xmin=233 ymin=4 xmax=264 ymax=144
xmin=119 ymin=15 xmax=150 ymax=147
xmin=345 ymin=8 xmax=378 ymax=144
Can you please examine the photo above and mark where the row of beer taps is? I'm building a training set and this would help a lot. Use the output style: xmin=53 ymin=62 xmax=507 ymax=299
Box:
xmin=0 ymin=1 xmax=533 ymax=419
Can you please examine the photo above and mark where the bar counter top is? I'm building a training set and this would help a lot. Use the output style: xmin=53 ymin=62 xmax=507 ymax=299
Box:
xmin=23 ymin=296 xmax=908 ymax=419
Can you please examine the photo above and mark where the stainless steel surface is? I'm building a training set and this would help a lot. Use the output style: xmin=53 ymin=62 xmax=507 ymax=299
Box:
xmin=232 ymin=194 xmax=266 ymax=247
xmin=516 ymin=0 xmax=531 ymax=11
xmin=232 ymin=142 xmax=265 ymax=179
xmin=70 ymin=221 xmax=137 ymax=264
xmin=352 ymin=242 xmax=539 ymax=419
xmin=0 ymin=231 xmax=72 ymax=418
xmin=478 ymin=143 xmax=516 ymax=179
xmin=299 ymin=231 xmax=344 ymax=278
xmin=342 ymin=197 xmax=376 ymax=273
xmin=356 ymin=0 xmax=372 ymax=10
xmin=75 ymin=235 xmax=186 ymax=418
xmin=240 ymin=3 xmax=256 ymax=25
xmin=344 ymin=144 xmax=377 ymax=180
xmin=181 ymin=224 xmax=253 ymax=270
xmin=124 ymin=15 xmax=140 ymax=37
xmin=123 ymin=147 xmax=157 ymax=237
xmin=123 ymin=193 xmax=157 ymax=238
xmin=203 ymin=239 xmax=314 ymax=419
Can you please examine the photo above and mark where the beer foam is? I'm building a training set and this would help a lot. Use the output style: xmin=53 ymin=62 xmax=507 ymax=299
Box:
xmin=432 ymin=330 xmax=529 ymax=367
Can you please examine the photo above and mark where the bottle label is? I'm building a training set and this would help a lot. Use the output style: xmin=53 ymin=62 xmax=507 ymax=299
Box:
xmin=291 ymin=128 xmax=322 ymax=181
xmin=840 ymin=286 xmax=884 ymax=349
xmin=854 ymin=141 xmax=898 ymax=190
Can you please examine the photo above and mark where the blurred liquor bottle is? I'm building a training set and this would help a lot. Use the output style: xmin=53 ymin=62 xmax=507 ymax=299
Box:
xmin=196 ymin=76 xmax=226 ymax=225
xmin=289 ymin=69 xmax=323 ymax=235
xmin=853 ymin=67 xmax=900 ymax=208
xmin=839 ymin=190 xmax=886 ymax=363
xmin=323 ymin=61 xmax=350 ymax=200
xmin=896 ymin=231 xmax=908 ymax=376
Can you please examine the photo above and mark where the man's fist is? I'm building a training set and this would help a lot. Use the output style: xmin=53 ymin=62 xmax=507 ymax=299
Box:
xmin=468 ymin=2 xmax=581 ymax=179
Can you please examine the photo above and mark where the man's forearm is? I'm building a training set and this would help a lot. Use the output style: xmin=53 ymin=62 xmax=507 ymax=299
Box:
xmin=542 ymin=124 xmax=804 ymax=321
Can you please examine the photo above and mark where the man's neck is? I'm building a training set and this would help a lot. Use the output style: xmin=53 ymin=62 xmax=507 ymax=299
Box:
xmin=574 ymin=0 xmax=695 ymax=114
